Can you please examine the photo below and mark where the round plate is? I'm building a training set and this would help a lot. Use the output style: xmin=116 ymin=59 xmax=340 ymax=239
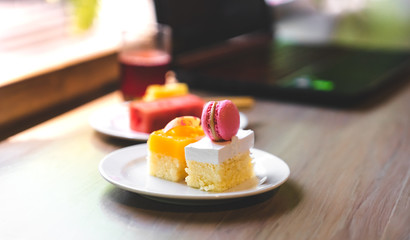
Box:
xmin=99 ymin=144 xmax=290 ymax=204
xmin=90 ymin=103 xmax=248 ymax=141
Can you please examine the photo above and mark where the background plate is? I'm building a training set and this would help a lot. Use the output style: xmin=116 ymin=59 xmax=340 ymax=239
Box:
xmin=90 ymin=103 xmax=248 ymax=141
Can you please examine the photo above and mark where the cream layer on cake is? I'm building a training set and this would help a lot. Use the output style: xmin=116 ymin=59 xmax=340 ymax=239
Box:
xmin=185 ymin=130 xmax=254 ymax=164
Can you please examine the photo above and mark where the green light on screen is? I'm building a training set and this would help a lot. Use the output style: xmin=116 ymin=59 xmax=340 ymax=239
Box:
xmin=312 ymin=80 xmax=334 ymax=91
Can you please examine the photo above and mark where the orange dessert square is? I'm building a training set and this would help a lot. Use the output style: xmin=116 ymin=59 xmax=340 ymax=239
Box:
xmin=147 ymin=125 xmax=204 ymax=182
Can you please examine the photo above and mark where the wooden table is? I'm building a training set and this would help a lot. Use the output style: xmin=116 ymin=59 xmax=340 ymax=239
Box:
xmin=1 ymin=81 xmax=409 ymax=239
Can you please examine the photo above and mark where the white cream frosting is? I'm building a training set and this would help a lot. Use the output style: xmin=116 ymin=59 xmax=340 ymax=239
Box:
xmin=185 ymin=129 xmax=254 ymax=164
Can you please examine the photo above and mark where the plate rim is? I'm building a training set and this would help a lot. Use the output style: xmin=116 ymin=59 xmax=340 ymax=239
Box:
xmin=99 ymin=144 xmax=290 ymax=201
xmin=89 ymin=103 xmax=150 ymax=141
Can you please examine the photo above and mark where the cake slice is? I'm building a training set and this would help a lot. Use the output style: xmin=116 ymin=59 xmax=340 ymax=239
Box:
xmin=147 ymin=117 xmax=204 ymax=182
xmin=185 ymin=129 xmax=254 ymax=192
xmin=184 ymin=100 xmax=255 ymax=192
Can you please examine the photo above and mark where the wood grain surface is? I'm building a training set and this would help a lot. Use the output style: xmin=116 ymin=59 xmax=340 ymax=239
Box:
xmin=0 ymin=52 xmax=119 ymax=138
xmin=0 ymin=79 xmax=409 ymax=240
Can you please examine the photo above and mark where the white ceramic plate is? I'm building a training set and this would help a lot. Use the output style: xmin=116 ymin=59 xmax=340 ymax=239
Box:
xmin=90 ymin=103 xmax=248 ymax=141
xmin=99 ymin=144 xmax=290 ymax=204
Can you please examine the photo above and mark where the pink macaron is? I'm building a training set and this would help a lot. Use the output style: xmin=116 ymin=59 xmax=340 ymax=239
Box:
xmin=201 ymin=100 xmax=240 ymax=141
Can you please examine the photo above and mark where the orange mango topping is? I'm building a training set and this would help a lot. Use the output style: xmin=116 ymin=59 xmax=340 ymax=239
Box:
xmin=163 ymin=116 xmax=201 ymax=133
xmin=148 ymin=125 xmax=204 ymax=161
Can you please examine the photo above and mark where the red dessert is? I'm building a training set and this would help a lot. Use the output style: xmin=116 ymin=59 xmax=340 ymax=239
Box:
xmin=129 ymin=94 xmax=205 ymax=133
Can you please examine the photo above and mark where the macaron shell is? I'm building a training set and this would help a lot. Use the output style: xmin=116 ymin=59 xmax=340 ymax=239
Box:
xmin=214 ymin=100 xmax=240 ymax=141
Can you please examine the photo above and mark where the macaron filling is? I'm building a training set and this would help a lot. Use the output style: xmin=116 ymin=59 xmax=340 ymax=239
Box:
xmin=209 ymin=101 xmax=221 ymax=141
